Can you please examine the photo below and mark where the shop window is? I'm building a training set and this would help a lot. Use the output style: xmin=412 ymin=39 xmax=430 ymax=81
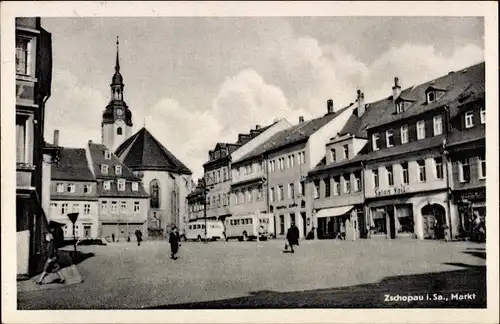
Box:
xmin=396 ymin=205 xmax=414 ymax=234
xmin=371 ymin=208 xmax=386 ymax=235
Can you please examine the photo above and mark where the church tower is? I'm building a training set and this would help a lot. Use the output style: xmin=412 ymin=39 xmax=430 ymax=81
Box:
xmin=102 ymin=36 xmax=133 ymax=152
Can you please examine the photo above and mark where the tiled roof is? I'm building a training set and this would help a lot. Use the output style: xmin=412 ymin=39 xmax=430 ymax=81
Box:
xmin=447 ymin=124 xmax=485 ymax=147
xmin=115 ymin=127 xmax=192 ymax=175
xmin=337 ymin=98 xmax=391 ymax=139
xmin=97 ymin=180 xmax=149 ymax=198
xmin=51 ymin=147 xmax=95 ymax=181
xmin=238 ymin=106 xmax=352 ymax=163
xmin=88 ymin=142 xmax=141 ymax=180
xmin=367 ymin=62 xmax=485 ymax=130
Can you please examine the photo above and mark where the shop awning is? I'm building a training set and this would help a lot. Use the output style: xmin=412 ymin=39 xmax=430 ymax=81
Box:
xmin=316 ymin=206 xmax=354 ymax=218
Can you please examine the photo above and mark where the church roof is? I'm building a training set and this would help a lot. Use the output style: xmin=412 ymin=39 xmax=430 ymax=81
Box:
xmin=115 ymin=127 xmax=192 ymax=175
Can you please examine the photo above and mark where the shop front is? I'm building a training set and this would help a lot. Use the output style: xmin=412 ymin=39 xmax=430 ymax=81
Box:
xmin=453 ymin=188 xmax=486 ymax=240
xmin=314 ymin=205 xmax=360 ymax=240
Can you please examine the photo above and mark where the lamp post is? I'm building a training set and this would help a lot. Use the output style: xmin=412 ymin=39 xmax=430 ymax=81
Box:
xmin=67 ymin=212 xmax=79 ymax=260
xmin=200 ymin=177 xmax=212 ymax=243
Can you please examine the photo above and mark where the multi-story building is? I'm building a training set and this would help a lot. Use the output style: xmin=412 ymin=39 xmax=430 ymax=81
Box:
xmin=237 ymin=101 xmax=356 ymax=239
xmin=308 ymin=92 xmax=387 ymax=240
xmin=16 ymin=17 xmax=53 ymax=278
xmin=201 ymin=119 xmax=291 ymax=222
xmin=361 ymin=62 xmax=484 ymax=241
xmin=87 ymin=141 xmax=149 ymax=241
xmin=186 ymin=179 xmax=206 ymax=222
xmin=49 ymin=143 xmax=99 ymax=240
xmin=445 ymin=63 xmax=485 ymax=239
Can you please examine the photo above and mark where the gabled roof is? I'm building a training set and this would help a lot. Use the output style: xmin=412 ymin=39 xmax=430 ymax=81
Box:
xmin=367 ymin=61 xmax=485 ymax=130
xmin=51 ymin=147 xmax=95 ymax=181
xmin=237 ymin=106 xmax=352 ymax=163
xmin=336 ymin=98 xmax=390 ymax=139
xmin=88 ymin=142 xmax=141 ymax=180
xmin=115 ymin=127 xmax=192 ymax=175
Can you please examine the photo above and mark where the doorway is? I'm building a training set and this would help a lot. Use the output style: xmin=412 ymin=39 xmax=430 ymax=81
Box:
xmin=301 ymin=212 xmax=306 ymax=238
xmin=422 ymin=204 xmax=446 ymax=239
xmin=387 ymin=206 xmax=396 ymax=239
xmin=84 ymin=225 xmax=91 ymax=238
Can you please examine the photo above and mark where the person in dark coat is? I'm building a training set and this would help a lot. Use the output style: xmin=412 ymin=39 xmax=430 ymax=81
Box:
xmin=135 ymin=229 xmax=143 ymax=246
xmin=169 ymin=227 xmax=181 ymax=260
xmin=36 ymin=230 xmax=66 ymax=285
xmin=285 ymin=222 xmax=300 ymax=253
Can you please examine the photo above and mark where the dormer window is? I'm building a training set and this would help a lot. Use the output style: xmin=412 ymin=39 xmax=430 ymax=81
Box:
xmin=101 ymin=164 xmax=109 ymax=174
xmin=115 ymin=165 xmax=122 ymax=175
xmin=343 ymin=144 xmax=349 ymax=159
xmin=103 ymin=181 xmax=111 ymax=190
xmin=396 ymin=102 xmax=405 ymax=113
xmin=465 ymin=111 xmax=474 ymax=129
xmin=330 ymin=148 xmax=336 ymax=163
xmin=132 ymin=182 xmax=139 ymax=191
xmin=117 ymin=179 xmax=126 ymax=191
xmin=372 ymin=133 xmax=380 ymax=151
xmin=104 ymin=150 xmax=111 ymax=160
xmin=427 ymin=91 xmax=436 ymax=104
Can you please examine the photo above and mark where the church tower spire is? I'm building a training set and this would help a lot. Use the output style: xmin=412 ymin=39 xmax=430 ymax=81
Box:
xmin=101 ymin=36 xmax=133 ymax=152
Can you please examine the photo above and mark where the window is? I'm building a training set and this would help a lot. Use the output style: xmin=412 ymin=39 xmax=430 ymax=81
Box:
xmin=418 ymin=160 xmax=426 ymax=182
xmin=16 ymin=116 xmax=29 ymax=163
xmin=427 ymin=91 xmax=435 ymax=103
xmin=459 ymin=158 xmax=470 ymax=182
xmin=288 ymin=183 xmax=295 ymax=199
xmin=324 ymin=178 xmax=331 ymax=197
xmin=66 ymin=183 xmax=75 ymax=193
xmin=343 ymin=174 xmax=351 ymax=194
xmin=117 ymin=179 xmax=126 ymax=191
xmin=279 ymin=215 xmax=285 ymax=235
xmin=103 ymin=181 xmax=111 ymax=190
xmin=134 ymin=201 xmax=140 ymax=213
xmin=372 ymin=133 xmax=380 ymax=151
xmin=132 ymin=182 xmax=138 ymax=191
xmin=354 ymin=172 xmax=361 ymax=192
xmin=417 ymin=121 xmax=426 ymax=140
xmin=84 ymin=204 xmax=91 ymax=215
xmin=299 ymin=181 xmax=305 ymax=196
xmin=101 ymin=201 xmax=108 ymax=213
xmin=56 ymin=183 xmax=64 ymax=193
xmin=111 ymin=201 xmax=117 ymax=213
xmin=72 ymin=204 xmax=79 ymax=213
xmin=479 ymin=154 xmax=486 ymax=179
xmin=401 ymin=125 xmax=409 ymax=144
xmin=289 ymin=155 xmax=295 ymax=168
xmin=117 ymin=127 xmax=123 ymax=135
xmin=83 ymin=184 xmax=92 ymax=193
xmin=61 ymin=203 xmax=68 ymax=215
xmin=222 ymin=167 xmax=227 ymax=181
xmin=333 ymin=176 xmax=340 ymax=196
xmin=150 ymin=180 xmax=160 ymax=208
xmin=104 ymin=151 xmax=111 ymax=160
xmin=433 ymin=115 xmax=443 ymax=136
xmin=401 ymin=162 xmax=409 ymax=184
xmin=298 ymin=152 xmax=306 ymax=165
xmin=480 ymin=107 xmax=485 ymax=124
xmin=115 ymin=165 xmax=122 ymax=175
xmin=257 ymin=185 xmax=263 ymax=201
xmin=280 ymin=158 xmax=285 ymax=170
xmin=434 ymin=157 xmax=444 ymax=180
xmin=386 ymin=130 xmax=394 ymax=148
xmin=373 ymin=169 xmax=379 ymax=188
xmin=101 ymin=164 xmax=109 ymax=174
xmin=49 ymin=203 xmax=58 ymax=216
xmin=16 ymin=37 xmax=30 ymax=75
xmin=387 ymin=166 xmax=394 ymax=186
xmin=278 ymin=185 xmax=284 ymax=201
xmin=270 ymin=187 xmax=275 ymax=203
xmin=313 ymin=180 xmax=320 ymax=199
xmin=121 ymin=201 xmax=127 ymax=212
xmin=465 ymin=110 xmax=474 ymax=128
xmin=330 ymin=148 xmax=336 ymax=163
xmin=343 ymin=145 xmax=349 ymax=159
xmin=396 ymin=102 xmax=405 ymax=113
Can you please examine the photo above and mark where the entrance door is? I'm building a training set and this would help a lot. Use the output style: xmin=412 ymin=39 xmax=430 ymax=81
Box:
xmin=387 ymin=206 xmax=396 ymax=239
xmin=421 ymin=204 xmax=446 ymax=239
xmin=84 ymin=226 xmax=91 ymax=238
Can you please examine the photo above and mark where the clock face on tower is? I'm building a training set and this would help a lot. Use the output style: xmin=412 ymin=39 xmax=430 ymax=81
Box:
xmin=116 ymin=109 xmax=123 ymax=117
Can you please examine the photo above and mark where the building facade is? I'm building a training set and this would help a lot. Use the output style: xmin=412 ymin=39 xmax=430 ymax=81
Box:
xmin=16 ymin=17 xmax=53 ymax=277
xmin=187 ymin=179 xmax=205 ymax=222
xmin=87 ymin=142 xmax=149 ymax=241
xmin=49 ymin=145 xmax=99 ymax=239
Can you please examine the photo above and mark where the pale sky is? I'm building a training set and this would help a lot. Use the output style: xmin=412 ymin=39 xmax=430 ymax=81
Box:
xmin=41 ymin=17 xmax=484 ymax=179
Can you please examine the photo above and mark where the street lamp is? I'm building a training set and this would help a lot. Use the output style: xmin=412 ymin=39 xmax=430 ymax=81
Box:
xmin=200 ymin=177 xmax=213 ymax=243
xmin=67 ymin=212 xmax=79 ymax=260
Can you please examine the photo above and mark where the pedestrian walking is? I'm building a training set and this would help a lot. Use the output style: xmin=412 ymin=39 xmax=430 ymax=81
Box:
xmin=285 ymin=222 xmax=300 ymax=253
xmin=135 ymin=229 xmax=143 ymax=246
xmin=169 ymin=227 xmax=181 ymax=260
xmin=36 ymin=230 xmax=66 ymax=285
xmin=112 ymin=233 xmax=115 ymax=242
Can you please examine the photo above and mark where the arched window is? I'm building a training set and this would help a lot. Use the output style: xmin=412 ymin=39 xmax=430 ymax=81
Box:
xmin=117 ymin=127 xmax=123 ymax=135
xmin=150 ymin=179 xmax=160 ymax=208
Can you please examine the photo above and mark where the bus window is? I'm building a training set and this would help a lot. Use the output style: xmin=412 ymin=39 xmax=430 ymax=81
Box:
xmin=249 ymin=218 xmax=252 ymax=224
xmin=230 ymin=220 xmax=234 ymax=225
xmin=202 ymin=224 xmax=205 ymax=229
xmin=197 ymin=224 xmax=201 ymax=229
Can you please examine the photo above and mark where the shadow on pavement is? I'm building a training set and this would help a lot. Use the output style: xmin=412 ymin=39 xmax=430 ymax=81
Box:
xmin=33 ymin=251 xmax=95 ymax=275
xmin=148 ymin=265 xmax=486 ymax=309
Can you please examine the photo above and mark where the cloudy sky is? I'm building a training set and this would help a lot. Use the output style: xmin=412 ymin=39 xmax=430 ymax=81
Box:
xmin=42 ymin=16 xmax=484 ymax=179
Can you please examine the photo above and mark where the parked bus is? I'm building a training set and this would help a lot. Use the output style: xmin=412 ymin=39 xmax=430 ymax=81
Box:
xmin=225 ymin=213 xmax=274 ymax=241
xmin=185 ymin=219 xmax=225 ymax=241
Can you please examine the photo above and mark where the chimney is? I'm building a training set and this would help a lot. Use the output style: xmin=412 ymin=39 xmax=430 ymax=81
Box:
xmin=327 ymin=99 xmax=334 ymax=114
xmin=357 ymin=90 xmax=366 ymax=117
xmin=392 ymin=77 xmax=401 ymax=101
xmin=273 ymin=118 xmax=279 ymax=123
xmin=255 ymin=125 xmax=261 ymax=130
xmin=299 ymin=116 xmax=304 ymax=123
xmin=53 ymin=130 xmax=59 ymax=146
